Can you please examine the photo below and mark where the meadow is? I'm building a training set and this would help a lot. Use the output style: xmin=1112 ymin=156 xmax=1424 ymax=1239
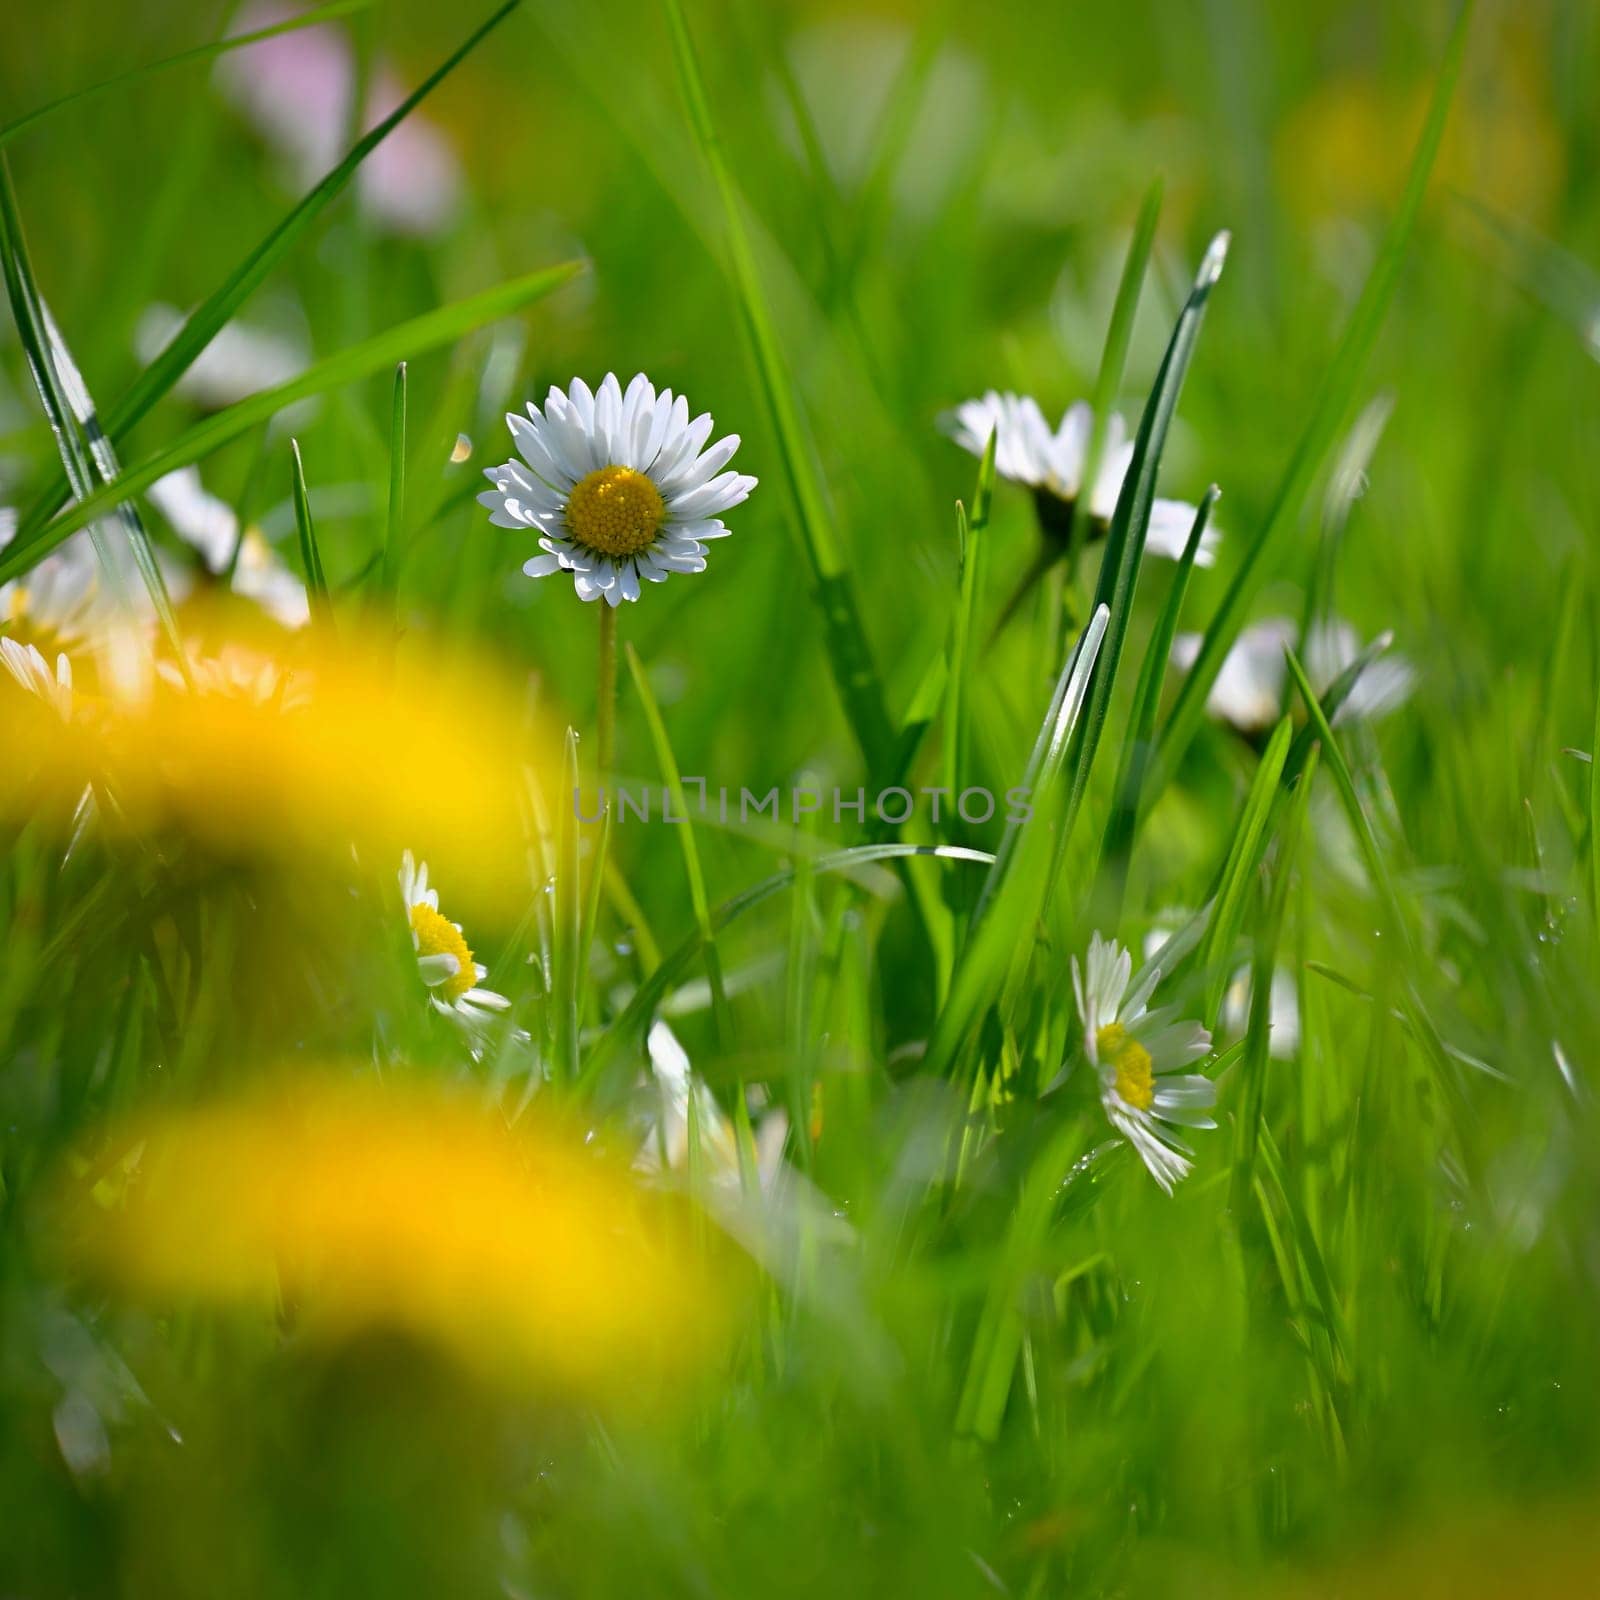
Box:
xmin=2 ymin=0 xmax=1599 ymax=1594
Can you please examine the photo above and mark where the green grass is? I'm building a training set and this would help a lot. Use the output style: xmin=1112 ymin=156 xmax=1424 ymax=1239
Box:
xmin=4 ymin=0 xmax=1600 ymax=1596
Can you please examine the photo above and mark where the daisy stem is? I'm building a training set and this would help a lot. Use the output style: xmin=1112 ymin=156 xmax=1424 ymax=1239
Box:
xmin=596 ymin=602 xmax=618 ymax=782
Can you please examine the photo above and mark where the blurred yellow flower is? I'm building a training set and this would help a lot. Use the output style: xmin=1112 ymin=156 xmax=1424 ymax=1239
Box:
xmin=59 ymin=1079 xmax=740 ymax=1398
xmin=1278 ymin=48 xmax=1564 ymax=230
xmin=0 ymin=609 xmax=546 ymax=919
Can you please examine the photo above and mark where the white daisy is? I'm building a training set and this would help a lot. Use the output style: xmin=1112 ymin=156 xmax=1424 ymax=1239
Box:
xmin=946 ymin=392 xmax=1219 ymax=565
xmin=1 ymin=508 xmax=103 ymax=648
xmin=147 ymin=467 xmax=310 ymax=630
xmin=1221 ymin=965 xmax=1301 ymax=1060
xmin=135 ymin=304 xmax=306 ymax=409
xmin=478 ymin=373 xmax=758 ymax=606
xmin=1072 ymin=932 xmax=1216 ymax=1194
xmin=637 ymin=1020 xmax=788 ymax=1193
xmin=398 ymin=851 xmax=518 ymax=1045
xmin=1 ymin=637 xmax=74 ymax=720
xmin=1171 ymin=615 xmax=1414 ymax=735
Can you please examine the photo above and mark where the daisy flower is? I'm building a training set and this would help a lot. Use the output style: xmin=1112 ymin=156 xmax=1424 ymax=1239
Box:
xmin=147 ymin=467 xmax=310 ymax=630
xmin=946 ymin=393 xmax=1220 ymax=565
xmin=399 ymin=852 xmax=517 ymax=1045
xmin=2 ymin=509 xmax=105 ymax=650
xmin=1170 ymin=615 xmax=1414 ymax=736
xmin=1 ymin=638 xmax=74 ymax=720
xmin=637 ymin=1020 xmax=788 ymax=1193
xmin=1072 ymin=932 xmax=1216 ymax=1194
xmin=479 ymin=373 xmax=758 ymax=606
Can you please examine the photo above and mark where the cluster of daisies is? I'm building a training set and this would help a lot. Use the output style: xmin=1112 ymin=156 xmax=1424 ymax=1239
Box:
xmin=2 ymin=355 xmax=1412 ymax=1192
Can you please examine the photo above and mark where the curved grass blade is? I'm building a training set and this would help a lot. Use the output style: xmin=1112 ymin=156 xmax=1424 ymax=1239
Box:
xmin=919 ymin=605 xmax=1110 ymax=1081
xmin=1197 ymin=715 xmax=1292 ymax=1027
xmin=1097 ymin=486 xmax=1219 ymax=911
xmin=1232 ymin=744 xmax=1318 ymax=1209
xmin=1156 ymin=0 xmax=1474 ymax=791
xmin=1063 ymin=177 xmax=1163 ymax=582
xmin=0 ymin=158 xmax=191 ymax=680
xmin=378 ymin=362 xmax=407 ymax=602
xmin=0 ymin=1 xmax=375 ymax=151
xmin=6 ymin=0 xmax=522 ymax=560
xmin=624 ymin=641 xmax=733 ymax=1048
xmin=660 ymin=0 xmax=894 ymax=775
xmin=581 ymin=843 xmax=994 ymax=1088
xmin=0 ymin=261 xmax=584 ymax=584
xmin=1047 ymin=233 xmax=1229 ymax=898
xmin=289 ymin=440 xmax=333 ymax=630
xmin=1283 ymin=645 xmax=1477 ymax=1162
xmin=941 ymin=428 xmax=997 ymax=808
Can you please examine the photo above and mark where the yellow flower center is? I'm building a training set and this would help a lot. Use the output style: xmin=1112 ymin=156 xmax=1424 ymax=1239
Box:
xmin=409 ymin=902 xmax=477 ymax=1003
xmin=565 ymin=465 xmax=665 ymax=557
xmin=1096 ymin=1022 xmax=1155 ymax=1111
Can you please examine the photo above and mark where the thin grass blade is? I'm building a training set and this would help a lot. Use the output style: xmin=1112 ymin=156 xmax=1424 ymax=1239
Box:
xmin=0 ymin=261 xmax=583 ymax=584
xmin=5 ymin=0 xmax=522 ymax=560
xmin=1156 ymin=1 xmax=1474 ymax=790
xmin=0 ymin=1 xmax=376 ymax=151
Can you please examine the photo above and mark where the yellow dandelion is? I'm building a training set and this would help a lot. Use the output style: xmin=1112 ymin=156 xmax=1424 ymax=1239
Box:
xmin=58 ymin=1078 xmax=741 ymax=1399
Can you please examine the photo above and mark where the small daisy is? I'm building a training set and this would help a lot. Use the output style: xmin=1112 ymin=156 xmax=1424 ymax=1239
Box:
xmin=479 ymin=373 xmax=758 ymax=606
xmin=399 ymin=851 xmax=517 ymax=1044
xmin=1072 ymin=932 xmax=1216 ymax=1194
xmin=946 ymin=392 xmax=1220 ymax=565
xmin=1 ymin=509 xmax=103 ymax=649
xmin=1170 ymin=615 xmax=1414 ymax=735
xmin=1 ymin=637 xmax=73 ymax=720
xmin=636 ymin=1021 xmax=788 ymax=1193
xmin=147 ymin=466 xmax=310 ymax=629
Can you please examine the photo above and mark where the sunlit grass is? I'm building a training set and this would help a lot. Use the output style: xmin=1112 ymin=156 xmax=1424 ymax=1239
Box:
xmin=2 ymin=0 xmax=1599 ymax=1595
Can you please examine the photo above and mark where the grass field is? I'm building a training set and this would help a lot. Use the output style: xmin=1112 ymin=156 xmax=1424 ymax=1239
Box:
xmin=3 ymin=0 xmax=1599 ymax=1594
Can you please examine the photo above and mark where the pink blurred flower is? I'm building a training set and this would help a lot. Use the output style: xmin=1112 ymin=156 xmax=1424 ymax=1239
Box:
xmin=217 ymin=3 xmax=462 ymax=237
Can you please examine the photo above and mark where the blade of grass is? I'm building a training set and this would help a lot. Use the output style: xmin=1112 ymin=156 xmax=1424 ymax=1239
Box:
xmin=289 ymin=440 xmax=334 ymax=630
xmin=1198 ymin=716 xmax=1293 ymax=1027
xmin=581 ymin=843 xmax=994 ymax=1090
xmin=379 ymin=362 xmax=407 ymax=603
xmin=1590 ymin=672 xmax=1600 ymax=936
xmin=0 ymin=1 xmax=376 ymax=150
xmin=1097 ymin=486 xmax=1219 ymax=910
xmin=553 ymin=730 xmax=582 ymax=1085
xmin=660 ymin=0 xmax=895 ymax=776
xmin=0 ymin=261 xmax=583 ymax=584
xmin=1044 ymin=234 xmax=1229 ymax=906
xmin=5 ymin=0 xmax=522 ymax=561
xmin=1232 ymin=743 xmax=1318 ymax=1207
xmin=1155 ymin=0 xmax=1473 ymax=793
xmin=920 ymin=605 xmax=1110 ymax=1081
xmin=1283 ymin=645 xmax=1477 ymax=1163
xmin=1062 ymin=177 xmax=1164 ymax=587
xmin=624 ymin=642 xmax=733 ymax=1049
xmin=941 ymin=429 xmax=997 ymax=811
xmin=0 ymin=158 xmax=191 ymax=680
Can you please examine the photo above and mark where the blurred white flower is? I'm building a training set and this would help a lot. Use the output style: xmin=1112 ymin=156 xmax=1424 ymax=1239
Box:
xmin=147 ymin=468 xmax=310 ymax=630
xmin=216 ymin=3 xmax=462 ymax=237
xmin=1171 ymin=616 xmax=1414 ymax=734
xmin=1 ymin=638 xmax=74 ymax=720
xmin=1 ymin=509 xmax=103 ymax=646
xmin=398 ymin=852 xmax=520 ymax=1048
xmin=1221 ymin=965 xmax=1301 ymax=1059
xmin=1072 ymin=931 xmax=1215 ymax=1193
xmin=481 ymin=373 xmax=758 ymax=607
xmin=946 ymin=392 xmax=1219 ymax=565
xmin=638 ymin=1020 xmax=787 ymax=1192
xmin=134 ymin=304 xmax=306 ymax=410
